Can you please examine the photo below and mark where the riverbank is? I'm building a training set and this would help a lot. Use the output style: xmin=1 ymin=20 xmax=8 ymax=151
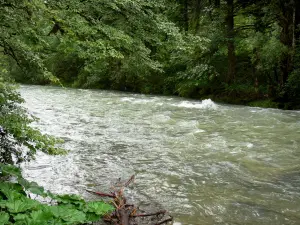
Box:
xmin=31 ymin=81 xmax=300 ymax=110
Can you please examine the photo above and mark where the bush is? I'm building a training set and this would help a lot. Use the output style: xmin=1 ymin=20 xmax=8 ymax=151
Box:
xmin=0 ymin=164 xmax=114 ymax=225
xmin=0 ymin=76 xmax=65 ymax=164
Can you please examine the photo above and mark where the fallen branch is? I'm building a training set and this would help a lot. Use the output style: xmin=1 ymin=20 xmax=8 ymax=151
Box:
xmin=155 ymin=217 xmax=173 ymax=225
xmin=86 ymin=175 xmax=173 ymax=225
xmin=86 ymin=189 xmax=116 ymax=198
xmin=132 ymin=210 xmax=166 ymax=217
xmin=124 ymin=175 xmax=135 ymax=187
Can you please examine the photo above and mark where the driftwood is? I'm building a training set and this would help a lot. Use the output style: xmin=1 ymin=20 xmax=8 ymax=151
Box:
xmin=86 ymin=175 xmax=173 ymax=225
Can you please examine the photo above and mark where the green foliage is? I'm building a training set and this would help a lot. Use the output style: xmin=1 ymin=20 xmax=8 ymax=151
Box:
xmin=30 ymin=0 xmax=184 ymax=92
xmin=238 ymin=24 xmax=285 ymax=81
xmin=286 ymin=70 xmax=300 ymax=101
xmin=0 ymin=164 xmax=114 ymax=225
xmin=223 ymin=83 xmax=257 ymax=97
xmin=248 ymin=100 xmax=279 ymax=108
xmin=0 ymin=0 xmax=56 ymax=84
xmin=0 ymin=75 xmax=66 ymax=164
xmin=0 ymin=212 xmax=10 ymax=224
xmin=0 ymin=2 xmax=117 ymax=224
xmin=284 ymin=41 xmax=300 ymax=106
xmin=1 ymin=0 xmax=300 ymax=107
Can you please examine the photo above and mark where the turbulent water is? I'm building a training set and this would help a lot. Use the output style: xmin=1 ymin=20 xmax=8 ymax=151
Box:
xmin=20 ymin=85 xmax=300 ymax=225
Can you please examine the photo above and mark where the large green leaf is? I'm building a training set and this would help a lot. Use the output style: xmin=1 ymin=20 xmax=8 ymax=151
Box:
xmin=86 ymin=201 xmax=114 ymax=215
xmin=0 ymin=212 xmax=10 ymax=224
xmin=0 ymin=182 xmax=25 ymax=200
xmin=30 ymin=208 xmax=54 ymax=221
xmin=49 ymin=205 xmax=86 ymax=223
xmin=13 ymin=213 xmax=30 ymax=222
xmin=14 ymin=212 xmax=63 ymax=225
xmin=5 ymin=198 xmax=41 ymax=213
xmin=13 ymin=207 xmax=60 ymax=225
xmin=54 ymin=194 xmax=86 ymax=211
xmin=85 ymin=212 xmax=101 ymax=222
xmin=0 ymin=200 xmax=7 ymax=208
xmin=0 ymin=164 xmax=22 ymax=178
xmin=18 ymin=178 xmax=46 ymax=197
xmin=2 ymin=190 xmax=23 ymax=201
xmin=54 ymin=194 xmax=84 ymax=203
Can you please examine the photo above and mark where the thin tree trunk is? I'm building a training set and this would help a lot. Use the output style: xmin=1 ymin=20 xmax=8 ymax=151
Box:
xmin=226 ymin=0 xmax=236 ymax=84
xmin=215 ymin=0 xmax=220 ymax=7
xmin=192 ymin=0 xmax=202 ymax=33
xmin=183 ymin=0 xmax=189 ymax=32
xmin=292 ymin=6 xmax=296 ymax=49
xmin=278 ymin=0 xmax=295 ymax=86
xmin=295 ymin=1 xmax=300 ymax=42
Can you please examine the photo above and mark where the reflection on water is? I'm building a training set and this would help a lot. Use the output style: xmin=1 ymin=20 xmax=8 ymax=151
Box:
xmin=20 ymin=85 xmax=300 ymax=225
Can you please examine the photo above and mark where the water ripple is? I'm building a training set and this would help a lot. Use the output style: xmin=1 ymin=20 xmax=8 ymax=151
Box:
xmin=20 ymin=85 xmax=300 ymax=225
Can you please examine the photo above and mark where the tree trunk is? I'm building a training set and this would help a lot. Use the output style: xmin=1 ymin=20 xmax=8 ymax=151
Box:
xmin=278 ymin=0 xmax=295 ymax=86
xmin=191 ymin=0 xmax=202 ymax=33
xmin=225 ymin=0 xmax=236 ymax=84
xmin=183 ymin=0 xmax=189 ymax=32
xmin=295 ymin=1 xmax=300 ymax=42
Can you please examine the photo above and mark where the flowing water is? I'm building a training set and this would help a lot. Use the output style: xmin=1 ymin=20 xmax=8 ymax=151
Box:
xmin=20 ymin=85 xmax=300 ymax=225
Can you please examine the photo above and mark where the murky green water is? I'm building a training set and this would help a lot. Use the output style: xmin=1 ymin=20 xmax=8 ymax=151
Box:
xmin=20 ymin=85 xmax=300 ymax=225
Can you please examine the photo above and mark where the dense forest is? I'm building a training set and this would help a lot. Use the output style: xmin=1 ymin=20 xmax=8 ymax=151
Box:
xmin=1 ymin=0 xmax=300 ymax=109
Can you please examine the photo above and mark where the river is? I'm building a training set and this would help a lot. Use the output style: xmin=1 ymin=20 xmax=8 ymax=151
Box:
xmin=20 ymin=85 xmax=300 ymax=225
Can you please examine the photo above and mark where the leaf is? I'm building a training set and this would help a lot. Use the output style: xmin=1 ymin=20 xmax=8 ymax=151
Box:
xmin=86 ymin=201 xmax=114 ymax=215
xmin=5 ymin=198 xmax=41 ymax=213
xmin=0 ymin=212 xmax=10 ymax=224
xmin=0 ymin=182 xmax=25 ymax=200
xmin=49 ymin=205 xmax=86 ymax=223
xmin=2 ymin=190 xmax=23 ymax=201
xmin=0 ymin=200 xmax=7 ymax=208
xmin=13 ymin=213 xmax=29 ymax=222
xmin=54 ymin=194 xmax=85 ymax=209
xmin=30 ymin=209 xmax=54 ymax=222
xmin=18 ymin=178 xmax=46 ymax=197
xmin=54 ymin=194 xmax=83 ymax=203
xmin=85 ymin=212 xmax=101 ymax=222
xmin=14 ymin=210 xmax=63 ymax=225
xmin=0 ymin=164 xmax=22 ymax=178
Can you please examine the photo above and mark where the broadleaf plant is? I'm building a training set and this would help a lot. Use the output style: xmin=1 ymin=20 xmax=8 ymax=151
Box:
xmin=0 ymin=164 xmax=114 ymax=225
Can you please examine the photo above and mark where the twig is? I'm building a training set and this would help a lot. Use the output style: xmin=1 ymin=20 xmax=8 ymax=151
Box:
xmin=155 ymin=216 xmax=173 ymax=225
xmin=86 ymin=189 xmax=116 ymax=198
xmin=124 ymin=175 xmax=135 ymax=187
xmin=89 ymin=175 xmax=172 ymax=225
xmin=132 ymin=210 xmax=166 ymax=217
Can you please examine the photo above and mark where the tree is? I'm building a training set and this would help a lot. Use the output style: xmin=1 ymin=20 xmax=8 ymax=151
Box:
xmin=2 ymin=0 xmax=300 ymax=108
xmin=274 ymin=0 xmax=296 ymax=86
xmin=225 ymin=0 xmax=236 ymax=84
xmin=0 ymin=0 xmax=65 ymax=163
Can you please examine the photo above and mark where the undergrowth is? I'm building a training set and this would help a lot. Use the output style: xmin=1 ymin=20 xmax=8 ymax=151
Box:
xmin=0 ymin=164 xmax=114 ymax=225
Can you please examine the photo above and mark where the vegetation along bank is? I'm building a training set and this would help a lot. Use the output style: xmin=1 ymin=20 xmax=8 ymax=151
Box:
xmin=2 ymin=0 xmax=300 ymax=109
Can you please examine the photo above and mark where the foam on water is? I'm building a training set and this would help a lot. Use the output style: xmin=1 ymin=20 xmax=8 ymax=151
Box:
xmin=246 ymin=143 xmax=254 ymax=148
xmin=173 ymin=222 xmax=182 ymax=225
xmin=120 ymin=97 xmax=136 ymax=102
xmin=120 ymin=97 xmax=156 ymax=104
xmin=174 ymin=99 xmax=217 ymax=110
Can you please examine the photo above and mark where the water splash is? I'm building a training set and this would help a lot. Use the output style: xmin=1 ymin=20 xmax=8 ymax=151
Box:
xmin=174 ymin=99 xmax=217 ymax=110
xmin=120 ymin=97 xmax=156 ymax=104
